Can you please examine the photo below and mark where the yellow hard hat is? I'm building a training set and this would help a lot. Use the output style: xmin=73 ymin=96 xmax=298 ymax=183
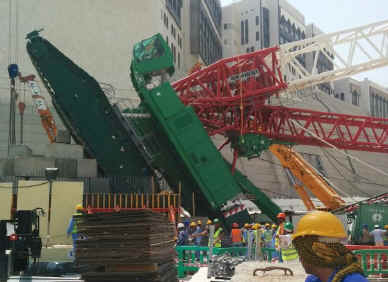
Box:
xmin=190 ymin=222 xmax=197 ymax=227
xmin=75 ymin=204 xmax=83 ymax=211
xmin=265 ymin=223 xmax=270 ymax=227
xmin=244 ymin=223 xmax=250 ymax=228
xmin=197 ymin=220 xmax=202 ymax=225
xmin=384 ymin=225 xmax=388 ymax=230
xmin=207 ymin=219 xmax=212 ymax=225
xmin=272 ymin=224 xmax=277 ymax=228
xmin=292 ymin=211 xmax=346 ymax=240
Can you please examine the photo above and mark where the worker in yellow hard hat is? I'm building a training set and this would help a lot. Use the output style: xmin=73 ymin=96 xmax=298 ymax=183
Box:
xmin=191 ymin=220 xmax=204 ymax=260
xmin=242 ymin=223 xmax=250 ymax=246
xmin=211 ymin=218 xmax=223 ymax=248
xmin=66 ymin=204 xmax=84 ymax=258
xmin=292 ymin=211 xmax=367 ymax=282
xmin=263 ymin=223 xmax=273 ymax=248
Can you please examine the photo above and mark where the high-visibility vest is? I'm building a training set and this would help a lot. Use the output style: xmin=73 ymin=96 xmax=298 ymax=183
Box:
xmin=231 ymin=228 xmax=242 ymax=243
xmin=72 ymin=212 xmax=82 ymax=234
xmin=263 ymin=230 xmax=273 ymax=242
xmin=281 ymin=247 xmax=299 ymax=261
xmin=213 ymin=227 xmax=223 ymax=247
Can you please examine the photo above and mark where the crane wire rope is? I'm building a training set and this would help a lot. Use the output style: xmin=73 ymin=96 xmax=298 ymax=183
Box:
xmin=290 ymin=119 xmax=388 ymax=178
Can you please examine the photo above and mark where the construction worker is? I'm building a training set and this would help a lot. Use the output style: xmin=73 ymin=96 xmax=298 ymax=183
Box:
xmin=278 ymin=222 xmax=298 ymax=262
xmin=230 ymin=222 xmax=243 ymax=247
xmin=370 ymin=224 xmax=387 ymax=247
xmin=201 ymin=219 xmax=212 ymax=247
xmin=360 ymin=224 xmax=371 ymax=245
xmin=276 ymin=212 xmax=286 ymax=236
xmin=211 ymin=218 xmax=223 ymax=248
xmin=292 ymin=211 xmax=367 ymax=282
xmin=242 ymin=223 xmax=250 ymax=246
xmin=189 ymin=221 xmax=197 ymax=245
xmin=177 ymin=223 xmax=188 ymax=246
xmin=275 ymin=212 xmax=286 ymax=262
xmin=66 ymin=204 xmax=84 ymax=256
xmin=192 ymin=220 xmax=203 ymax=245
xmin=271 ymin=223 xmax=277 ymax=236
xmin=263 ymin=223 xmax=273 ymax=248
xmin=191 ymin=220 xmax=203 ymax=260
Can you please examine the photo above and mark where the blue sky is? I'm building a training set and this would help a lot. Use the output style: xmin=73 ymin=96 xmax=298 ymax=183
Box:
xmin=220 ymin=0 xmax=388 ymax=87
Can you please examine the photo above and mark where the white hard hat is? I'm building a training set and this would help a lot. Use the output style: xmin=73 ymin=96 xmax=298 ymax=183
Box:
xmin=178 ymin=223 xmax=184 ymax=229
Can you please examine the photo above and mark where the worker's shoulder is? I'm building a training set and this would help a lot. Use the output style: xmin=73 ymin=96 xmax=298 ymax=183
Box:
xmin=342 ymin=273 xmax=368 ymax=282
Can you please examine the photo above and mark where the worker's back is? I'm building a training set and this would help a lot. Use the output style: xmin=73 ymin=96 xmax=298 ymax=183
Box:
xmin=231 ymin=228 xmax=242 ymax=243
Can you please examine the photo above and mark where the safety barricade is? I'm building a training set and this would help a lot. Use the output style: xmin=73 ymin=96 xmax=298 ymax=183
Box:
xmin=176 ymin=246 xmax=276 ymax=278
xmin=353 ymin=249 xmax=388 ymax=276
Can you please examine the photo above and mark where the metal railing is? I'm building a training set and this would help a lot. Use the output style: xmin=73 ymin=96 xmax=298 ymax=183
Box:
xmin=353 ymin=249 xmax=388 ymax=276
xmin=83 ymin=192 xmax=180 ymax=210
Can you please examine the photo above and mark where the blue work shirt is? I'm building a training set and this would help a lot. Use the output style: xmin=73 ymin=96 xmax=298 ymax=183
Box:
xmin=66 ymin=217 xmax=75 ymax=236
xmin=306 ymin=271 xmax=368 ymax=282
xmin=177 ymin=230 xmax=188 ymax=246
xmin=193 ymin=226 xmax=203 ymax=245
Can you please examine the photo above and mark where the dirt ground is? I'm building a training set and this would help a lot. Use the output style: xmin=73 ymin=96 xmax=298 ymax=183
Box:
xmin=39 ymin=246 xmax=73 ymax=262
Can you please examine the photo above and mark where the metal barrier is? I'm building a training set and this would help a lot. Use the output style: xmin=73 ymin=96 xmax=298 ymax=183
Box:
xmin=175 ymin=246 xmax=276 ymax=278
xmin=83 ymin=192 xmax=180 ymax=210
xmin=353 ymin=249 xmax=388 ymax=276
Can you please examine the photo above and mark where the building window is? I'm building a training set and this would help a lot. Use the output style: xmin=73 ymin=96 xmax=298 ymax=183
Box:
xmin=262 ymin=7 xmax=270 ymax=48
xmin=340 ymin=92 xmax=345 ymax=101
xmin=352 ymin=91 xmax=360 ymax=106
xmin=224 ymin=23 xmax=232 ymax=30
xmin=251 ymin=47 xmax=254 ymax=52
xmin=256 ymin=16 xmax=259 ymax=25
xmin=166 ymin=36 xmax=169 ymax=46
xmin=301 ymin=153 xmax=327 ymax=177
xmin=178 ymin=52 xmax=181 ymax=69
xmin=241 ymin=21 xmax=245 ymax=45
xmin=166 ymin=0 xmax=182 ymax=27
xmin=256 ymin=31 xmax=260 ymax=41
xmin=244 ymin=19 xmax=249 ymax=44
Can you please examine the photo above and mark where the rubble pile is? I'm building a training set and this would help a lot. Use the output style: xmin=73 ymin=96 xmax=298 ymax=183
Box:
xmin=74 ymin=210 xmax=177 ymax=282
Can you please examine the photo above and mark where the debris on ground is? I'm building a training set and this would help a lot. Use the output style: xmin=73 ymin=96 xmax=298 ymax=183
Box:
xmin=230 ymin=261 xmax=308 ymax=282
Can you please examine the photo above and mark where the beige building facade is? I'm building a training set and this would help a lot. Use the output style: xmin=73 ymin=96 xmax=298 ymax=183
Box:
xmin=0 ymin=180 xmax=83 ymax=246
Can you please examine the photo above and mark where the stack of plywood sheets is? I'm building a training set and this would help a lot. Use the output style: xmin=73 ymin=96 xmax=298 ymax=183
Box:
xmin=75 ymin=210 xmax=177 ymax=282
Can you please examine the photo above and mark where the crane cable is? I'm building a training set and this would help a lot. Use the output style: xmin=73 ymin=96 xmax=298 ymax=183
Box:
xmin=290 ymin=119 xmax=388 ymax=178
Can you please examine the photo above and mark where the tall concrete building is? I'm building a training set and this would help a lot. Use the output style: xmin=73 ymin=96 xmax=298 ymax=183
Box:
xmin=220 ymin=0 xmax=388 ymax=202
xmin=334 ymin=78 xmax=388 ymax=118
xmin=222 ymin=0 xmax=306 ymax=82
xmin=182 ymin=0 xmax=223 ymax=70
xmin=0 ymin=0 xmax=194 ymax=159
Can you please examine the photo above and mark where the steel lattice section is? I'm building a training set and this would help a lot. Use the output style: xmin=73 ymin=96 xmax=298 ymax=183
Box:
xmin=171 ymin=47 xmax=388 ymax=153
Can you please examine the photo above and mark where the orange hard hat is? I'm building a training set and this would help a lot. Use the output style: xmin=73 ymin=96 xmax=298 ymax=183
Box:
xmin=277 ymin=212 xmax=286 ymax=219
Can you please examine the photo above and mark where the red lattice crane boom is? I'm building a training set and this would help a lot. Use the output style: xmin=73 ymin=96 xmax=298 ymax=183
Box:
xmin=172 ymin=20 xmax=388 ymax=154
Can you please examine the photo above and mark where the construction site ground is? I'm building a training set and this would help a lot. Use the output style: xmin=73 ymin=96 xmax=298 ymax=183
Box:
xmin=188 ymin=261 xmax=307 ymax=282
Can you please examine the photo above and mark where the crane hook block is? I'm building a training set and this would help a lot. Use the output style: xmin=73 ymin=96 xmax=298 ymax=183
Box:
xmin=7 ymin=64 xmax=19 ymax=79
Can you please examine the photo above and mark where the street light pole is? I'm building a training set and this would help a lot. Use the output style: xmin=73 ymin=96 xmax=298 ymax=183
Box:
xmin=45 ymin=168 xmax=59 ymax=247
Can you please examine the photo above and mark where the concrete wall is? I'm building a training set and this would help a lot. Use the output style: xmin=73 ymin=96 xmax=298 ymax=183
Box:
xmin=0 ymin=180 xmax=83 ymax=246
